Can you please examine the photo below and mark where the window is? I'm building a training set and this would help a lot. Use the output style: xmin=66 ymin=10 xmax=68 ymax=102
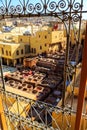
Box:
xmin=9 ymin=51 xmax=11 ymax=56
xmin=21 ymin=49 xmax=23 ymax=54
xmin=25 ymin=45 xmax=30 ymax=54
xmin=16 ymin=50 xmax=19 ymax=55
xmin=6 ymin=50 xmax=8 ymax=55
xmin=2 ymin=48 xmax=4 ymax=54
xmin=45 ymin=44 xmax=47 ymax=47
xmin=40 ymin=46 xmax=42 ymax=50
xmin=29 ymin=45 xmax=31 ymax=53
xmin=45 ymin=36 xmax=47 ymax=39
xmin=34 ymin=48 xmax=36 ymax=54
xmin=20 ymin=39 xmax=22 ymax=42
xmin=31 ymin=48 xmax=33 ymax=53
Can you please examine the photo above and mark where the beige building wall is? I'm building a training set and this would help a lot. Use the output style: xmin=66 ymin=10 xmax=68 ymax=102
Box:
xmin=0 ymin=42 xmax=30 ymax=66
xmin=0 ymin=29 xmax=66 ymax=66
xmin=30 ymin=30 xmax=66 ymax=55
xmin=30 ymin=30 xmax=51 ymax=55
xmin=18 ymin=35 xmax=31 ymax=43
xmin=51 ymin=31 xmax=64 ymax=43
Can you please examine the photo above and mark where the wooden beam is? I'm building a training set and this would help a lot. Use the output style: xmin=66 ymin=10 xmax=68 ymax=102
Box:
xmin=75 ymin=22 xmax=87 ymax=130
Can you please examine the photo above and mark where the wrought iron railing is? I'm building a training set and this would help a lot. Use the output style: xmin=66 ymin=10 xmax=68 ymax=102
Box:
xmin=0 ymin=0 xmax=86 ymax=21
xmin=0 ymin=0 xmax=87 ymax=130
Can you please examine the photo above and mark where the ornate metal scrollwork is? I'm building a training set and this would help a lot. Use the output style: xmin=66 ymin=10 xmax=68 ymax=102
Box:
xmin=0 ymin=6 xmax=6 ymax=14
xmin=72 ymin=14 xmax=80 ymax=22
xmin=28 ymin=4 xmax=34 ymax=13
xmin=35 ymin=3 xmax=43 ymax=13
xmin=47 ymin=1 xmax=57 ymax=12
xmin=63 ymin=14 xmax=69 ymax=21
xmin=16 ymin=5 xmax=23 ymax=14
xmin=9 ymin=6 xmax=15 ymax=14
xmin=58 ymin=0 xmax=69 ymax=12
xmin=72 ymin=2 xmax=82 ymax=11
xmin=0 ymin=0 xmax=85 ymax=22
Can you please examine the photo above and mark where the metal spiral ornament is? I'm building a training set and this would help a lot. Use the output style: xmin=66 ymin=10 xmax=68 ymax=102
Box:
xmin=28 ymin=4 xmax=34 ymax=13
xmin=35 ymin=3 xmax=43 ymax=13
xmin=9 ymin=6 xmax=15 ymax=14
xmin=63 ymin=14 xmax=69 ymax=21
xmin=72 ymin=14 xmax=80 ymax=22
xmin=0 ymin=6 xmax=6 ymax=15
xmin=47 ymin=1 xmax=57 ymax=12
xmin=16 ymin=5 xmax=23 ymax=14
xmin=58 ymin=0 xmax=68 ymax=11
xmin=73 ymin=2 xmax=81 ymax=11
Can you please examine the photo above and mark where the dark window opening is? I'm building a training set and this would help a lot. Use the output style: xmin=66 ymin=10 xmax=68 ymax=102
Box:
xmin=25 ymin=45 xmax=30 ymax=54
xmin=40 ymin=46 xmax=42 ymax=50
xmin=2 ymin=48 xmax=4 ymax=54
xmin=6 ymin=50 xmax=8 ymax=55
xmin=45 ymin=36 xmax=47 ymax=39
xmin=34 ymin=48 xmax=36 ymax=54
xmin=29 ymin=45 xmax=30 ymax=52
xmin=21 ymin=49 xmax=23 ymax=54
xmin=45 ymin=44 xmax=47 ymax=47
xmin=9 ymin=51 xmax=11 ymax=56
xmin=20 ymin=39 xmax=22 ymax=42
xmin=31 ymin=48 xmax=33 ymax=53
xmin=16 ymin=50 xmax=19 ymax=55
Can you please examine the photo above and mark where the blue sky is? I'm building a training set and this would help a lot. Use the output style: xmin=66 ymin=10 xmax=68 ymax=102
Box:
xmin=0 ymin=0 xmax=87 ymax=19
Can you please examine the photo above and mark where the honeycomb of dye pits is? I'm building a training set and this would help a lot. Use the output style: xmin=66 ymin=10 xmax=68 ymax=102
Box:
xmin=22 ymin=70 xmax=33 ymax=76
xmin=18 ymin=83 xmax=33 ymax=92
xmin=34 ymin=86 xmax=43 ymax=92
xmin=6 ymin=70 xmax=34 ymax=81
xmin=24 ymin=72 xmax=46 ymax=85
xmin=6 ymin=80 xmax=33 ymax=93
xmin=32 ymin=90 xmax=38 ymax=94
xmin=6 ymin=80 xmax=21 ymax=88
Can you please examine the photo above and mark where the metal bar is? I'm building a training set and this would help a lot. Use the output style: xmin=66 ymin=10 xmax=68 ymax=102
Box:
xmin=62 ymin=0 xmax=72 ymax=107
xmin=75 ymin=0 xmax=83 ymax=64
xmin=0 ymin=10 xmax=87 ymax=20
xmin=23 ymin=0 xmax=25 ymax=15
xmin=44 ymin=0 xmax=46 ymax=14
xmin=0 ymin=96 xmax=8 ymax=130
xmin=5 ymin=0 xmax=7 ymax=8
xmin=75 ymin=22 xmax=87 ymax=130
xmin=0 ymin=56 xmax=5 ymax=91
